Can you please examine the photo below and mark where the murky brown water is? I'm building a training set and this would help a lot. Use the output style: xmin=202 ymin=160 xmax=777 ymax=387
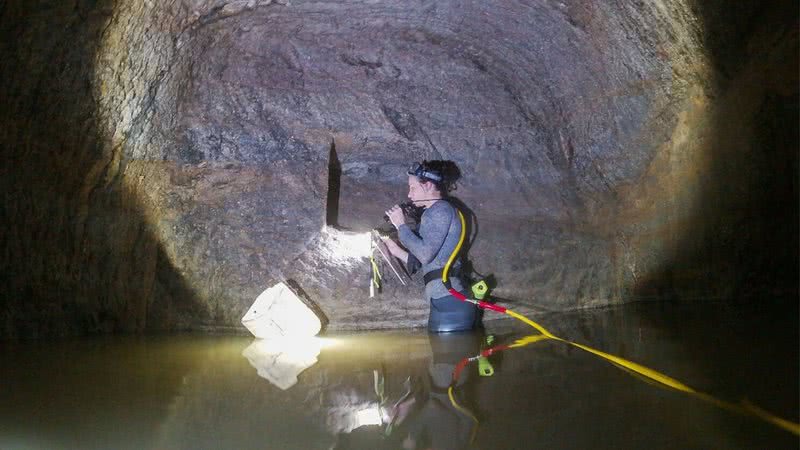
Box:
xmin=1 ymin=301 xmax=797 ymax=449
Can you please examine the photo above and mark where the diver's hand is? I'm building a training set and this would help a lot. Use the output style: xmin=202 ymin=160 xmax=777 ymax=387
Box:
xmin=385 ymin=204 xmax=406 ymax=229
xmin=381 ymin=236 xmax=409 ymax=263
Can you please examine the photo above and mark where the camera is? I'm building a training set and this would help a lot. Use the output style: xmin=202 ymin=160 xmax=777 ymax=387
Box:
xmin=383 ymin=201 xmax=423 ymax=224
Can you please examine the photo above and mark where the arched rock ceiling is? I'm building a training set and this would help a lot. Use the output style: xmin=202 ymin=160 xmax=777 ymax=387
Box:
xmin=116 ymin=0 xmax=687 ymax=218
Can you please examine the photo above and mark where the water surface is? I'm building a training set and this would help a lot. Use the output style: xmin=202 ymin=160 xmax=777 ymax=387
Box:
xmin=1 ymin=301 xmax=797 ymax=449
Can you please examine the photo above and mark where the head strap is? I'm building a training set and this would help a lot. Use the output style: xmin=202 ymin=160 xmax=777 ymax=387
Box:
xmin=408 ymin=162 xmax=442 ymax=182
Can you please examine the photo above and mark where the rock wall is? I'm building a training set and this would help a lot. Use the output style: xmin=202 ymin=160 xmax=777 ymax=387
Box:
xmin=1 ymin=0 xmax=797 ymax=338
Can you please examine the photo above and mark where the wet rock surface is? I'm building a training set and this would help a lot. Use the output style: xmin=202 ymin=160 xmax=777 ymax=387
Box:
xmin=1 ymin=0 xmax=797 ymax=338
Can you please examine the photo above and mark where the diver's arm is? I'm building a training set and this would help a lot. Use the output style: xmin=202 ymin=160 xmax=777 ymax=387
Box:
xmin=382 ymin=237 xmax=409 ymax=264
xmin=397 ymin=203 xmax=452 ymax=264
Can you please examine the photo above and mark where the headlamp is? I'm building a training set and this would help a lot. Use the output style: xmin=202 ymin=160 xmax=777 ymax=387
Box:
xmin=407 ymin=162 xmax=442 ymax=182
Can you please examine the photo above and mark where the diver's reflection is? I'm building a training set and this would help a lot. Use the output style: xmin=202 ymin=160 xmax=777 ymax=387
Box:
xmin=335 ymin=331 xmax=484 ymax=450
xmin=241 ymin=337 xmax=322 ymax=390
xmin=401 ymin=331 xmax=482 ymax=450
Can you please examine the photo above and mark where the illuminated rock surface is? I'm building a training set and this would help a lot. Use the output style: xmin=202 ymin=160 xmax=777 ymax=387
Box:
xmin=0 ymin=0 xmax=796 ymax=338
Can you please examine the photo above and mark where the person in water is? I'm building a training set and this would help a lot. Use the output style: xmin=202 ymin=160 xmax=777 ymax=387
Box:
xmin=383 ymin=160 xmax=478 ymax=333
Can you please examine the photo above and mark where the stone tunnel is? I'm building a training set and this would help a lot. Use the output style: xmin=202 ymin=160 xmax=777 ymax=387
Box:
xmin=1 ymin=0 xmax=797 ymax=338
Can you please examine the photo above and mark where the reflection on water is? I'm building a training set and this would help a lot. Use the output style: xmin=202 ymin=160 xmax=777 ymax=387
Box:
xmin=242 ymin=337 xmax=326 ymax=390
xmin=0 ymin=302 xmax=797 ymax=449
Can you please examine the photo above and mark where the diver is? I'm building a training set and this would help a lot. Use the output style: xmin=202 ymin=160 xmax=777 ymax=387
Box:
xmin=382 ymin=160 xmax=479 ymax=333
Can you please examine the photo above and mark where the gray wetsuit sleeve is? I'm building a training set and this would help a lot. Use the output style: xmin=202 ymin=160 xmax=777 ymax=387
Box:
xmin=397 ymin=203 xmax=454 ymax=264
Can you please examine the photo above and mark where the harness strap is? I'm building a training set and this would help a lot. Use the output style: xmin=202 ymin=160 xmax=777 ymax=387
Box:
xmin=424 ymin=267 xmax=459 ymax=285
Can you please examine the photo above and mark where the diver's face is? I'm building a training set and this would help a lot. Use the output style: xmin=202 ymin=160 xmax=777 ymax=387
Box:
xmin=408 ymin=176 xmax=433 ymax=205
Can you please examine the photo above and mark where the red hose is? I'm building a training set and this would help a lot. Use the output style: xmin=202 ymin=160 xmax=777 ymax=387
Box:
xmin=448 ymin=288 xmax=507 ymax=313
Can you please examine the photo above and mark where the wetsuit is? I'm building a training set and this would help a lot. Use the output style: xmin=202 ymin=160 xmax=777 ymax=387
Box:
xmin=397 ymin=200 xmax=477 ymax=332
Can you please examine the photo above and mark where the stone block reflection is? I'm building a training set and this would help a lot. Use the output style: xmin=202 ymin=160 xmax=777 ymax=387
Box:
xmin=241 ymin=337 xmax=326 ymax=390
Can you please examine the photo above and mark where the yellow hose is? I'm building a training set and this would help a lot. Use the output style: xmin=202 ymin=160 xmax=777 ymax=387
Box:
xmin=440 ymin=203 xmax=799 ymax=436
xmin=441 ymin=209 xmax=466 ymax=285
xmin=447 ymin=386 xmax=479 ymax=443
xmin=505 ymin=307 xmax=799 ymax=435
